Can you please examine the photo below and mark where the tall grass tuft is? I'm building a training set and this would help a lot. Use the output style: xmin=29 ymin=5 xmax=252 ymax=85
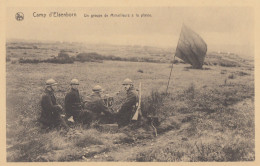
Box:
xmin=184 ymin=83 xmax=195 ymax=99
xmin=141 ymin=90 xmax=166 ymax=117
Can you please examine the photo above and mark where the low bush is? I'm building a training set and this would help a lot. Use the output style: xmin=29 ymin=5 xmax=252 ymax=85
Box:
xmin=228 ymin=74 xmax=235 ymax=79
xmin=128 ymin=57 xmax=139 ymax=62
xmin=58 ymin=51 xmax=70 ymax=59
xmin=106 ymin=55 xmax=123 ymax=61
xmin=19 ymin=58 xmax=41 ymax=64
xmin=8 ymin=46 xmax=33 ymax=49
xmin=237 ymin=71 xmax=249 ymax=76
xmin=43 ymin=57 xmax=74 ymax=64
xmin=141 ymin=90 xmax=167 ymax=117
xmin=76 ymin=52 xmax=104 ymax=62
xmin=19 ymin=50 xmax=75 ymax=64
xmin=184 ymin=83 xmax=195 ymax=99
xmin=139 ymin=57 xmax=159 ymax=63
xmin=137 ymin=69 xmax=144 ymax=73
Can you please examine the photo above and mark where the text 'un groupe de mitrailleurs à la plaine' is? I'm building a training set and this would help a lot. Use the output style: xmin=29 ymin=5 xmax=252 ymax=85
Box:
xmin=32 ymin=12 xmax=152 ymax=18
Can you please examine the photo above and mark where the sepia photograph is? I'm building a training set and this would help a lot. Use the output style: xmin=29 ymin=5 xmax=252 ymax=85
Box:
xmin=3 ymin=2 xmax=256 ymax=163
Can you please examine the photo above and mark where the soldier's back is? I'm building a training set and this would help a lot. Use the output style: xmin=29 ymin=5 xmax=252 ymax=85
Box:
xmin=85 ymin=93 xmax=101 ymax=109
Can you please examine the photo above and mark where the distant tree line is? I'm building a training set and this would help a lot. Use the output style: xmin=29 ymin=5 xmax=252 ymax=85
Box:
xmin=18 ymin=51 xmax=176 ymax=64
xmin=15 ymin=50 xmax=241 ymax=68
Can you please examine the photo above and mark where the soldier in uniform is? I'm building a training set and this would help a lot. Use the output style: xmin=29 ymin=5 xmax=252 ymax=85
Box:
xmin=84 ymin=85 xmax=114 ymax=123
xmin=117 ymin=78 xmax=139 ymax=128
xmin=65 ymin=79 xmax=90 ymax=124
xmin=40 ymin=79 xmax=68 ymax=129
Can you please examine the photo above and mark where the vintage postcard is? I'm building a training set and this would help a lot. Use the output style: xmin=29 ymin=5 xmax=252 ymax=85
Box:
xmin=0 ymin=0 xmax=259 ymax=165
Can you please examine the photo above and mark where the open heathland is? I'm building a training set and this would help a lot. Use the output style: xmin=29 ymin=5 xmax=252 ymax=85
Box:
xmin=6 ymin=42 xmax=254 ymax=161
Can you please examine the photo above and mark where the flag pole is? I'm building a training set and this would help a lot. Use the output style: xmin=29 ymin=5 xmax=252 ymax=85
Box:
xmin=166 ymin=55 xmax=176 ymax=94
xmin=166 ymin=24 xmax=183 ymax=94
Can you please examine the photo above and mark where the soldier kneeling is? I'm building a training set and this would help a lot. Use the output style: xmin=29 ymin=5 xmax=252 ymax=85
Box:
xmin=40 ymin=79 xmax=68 ymax=129
xmin=65 ymin=79 xmax=91 ymax=125
xmin=84 ymin=85 xmax=115 ymax=124
xmin=117 ymin=78 xmax=139 ymax=128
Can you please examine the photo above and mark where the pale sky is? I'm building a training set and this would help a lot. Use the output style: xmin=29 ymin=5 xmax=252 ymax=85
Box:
xmin=7 ymin=7 xmax=254 ymax=56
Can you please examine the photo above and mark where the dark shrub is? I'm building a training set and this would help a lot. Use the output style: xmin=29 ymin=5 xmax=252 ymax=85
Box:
xmin=19 ymin=58 xmax=41 ymax=64
xmin=76 ymin=52 xmax=104 ymax=62
xmin=141 ymin=90 xmax=166 ymax=117
xmin=43 ymin=57 xmax=74 ymax=64
xmin=228 ymin=74 xmax=235 ymax=79
xmin=184 ymin=83 xmax=195 ymax=99
xmin=128 ymin=57 xmax=139 ymax=62
xmin=238 ymin=71 xmax=249 ymax=76
xmin=19 ymin=51 xmax=74 ymax=64
xmin=58 ymin=51 xmax=70 ymax=59
xmin=7 ymin=46 xmax=33 ymax=49
xmin=106 ymin=55 xmax=122 ymax=61
xmin=137 ymin=69 xmax=144 ymax=73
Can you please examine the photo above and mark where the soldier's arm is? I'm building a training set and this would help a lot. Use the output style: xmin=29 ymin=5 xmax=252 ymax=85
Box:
xmin=98 ymin=99 xmax=111 ymax=114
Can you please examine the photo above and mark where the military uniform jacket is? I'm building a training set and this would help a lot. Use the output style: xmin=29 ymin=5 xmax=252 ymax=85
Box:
xmin=40 ymin=89 xmax=62 ymax=121
xmin=120 ymin=87 xmax=139 ymax=112
xmin=117 ymin=87 xmax=139 ymax=127
xmin=65 ymin=88 xmax=82 ymax=117
xmin=84 ymin=93 xmax=109 ymax=115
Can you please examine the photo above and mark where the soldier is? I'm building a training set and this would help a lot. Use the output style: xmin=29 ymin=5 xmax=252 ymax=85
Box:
xmin=84 ymin=85 xmax=114 ymax=123
xmin=65 ymin=79 xmax=90 ymax=124
xmin=40 ymin=79 xmax=68 ymax=129
xmin=117 ymin=78 xmax=139 ymax=128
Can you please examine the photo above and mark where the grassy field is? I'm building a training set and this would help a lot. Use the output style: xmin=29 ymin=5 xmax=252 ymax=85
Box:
xmin=6 ymin=42 xmax=254 ymax=161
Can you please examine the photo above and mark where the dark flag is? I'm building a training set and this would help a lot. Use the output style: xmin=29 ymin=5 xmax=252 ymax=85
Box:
xmin=175 ymin=24 xmax=207 ymax=69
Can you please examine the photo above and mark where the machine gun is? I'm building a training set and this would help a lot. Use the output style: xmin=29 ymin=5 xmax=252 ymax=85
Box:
xmin=102 ymin=94 xmax=114 ymax=107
